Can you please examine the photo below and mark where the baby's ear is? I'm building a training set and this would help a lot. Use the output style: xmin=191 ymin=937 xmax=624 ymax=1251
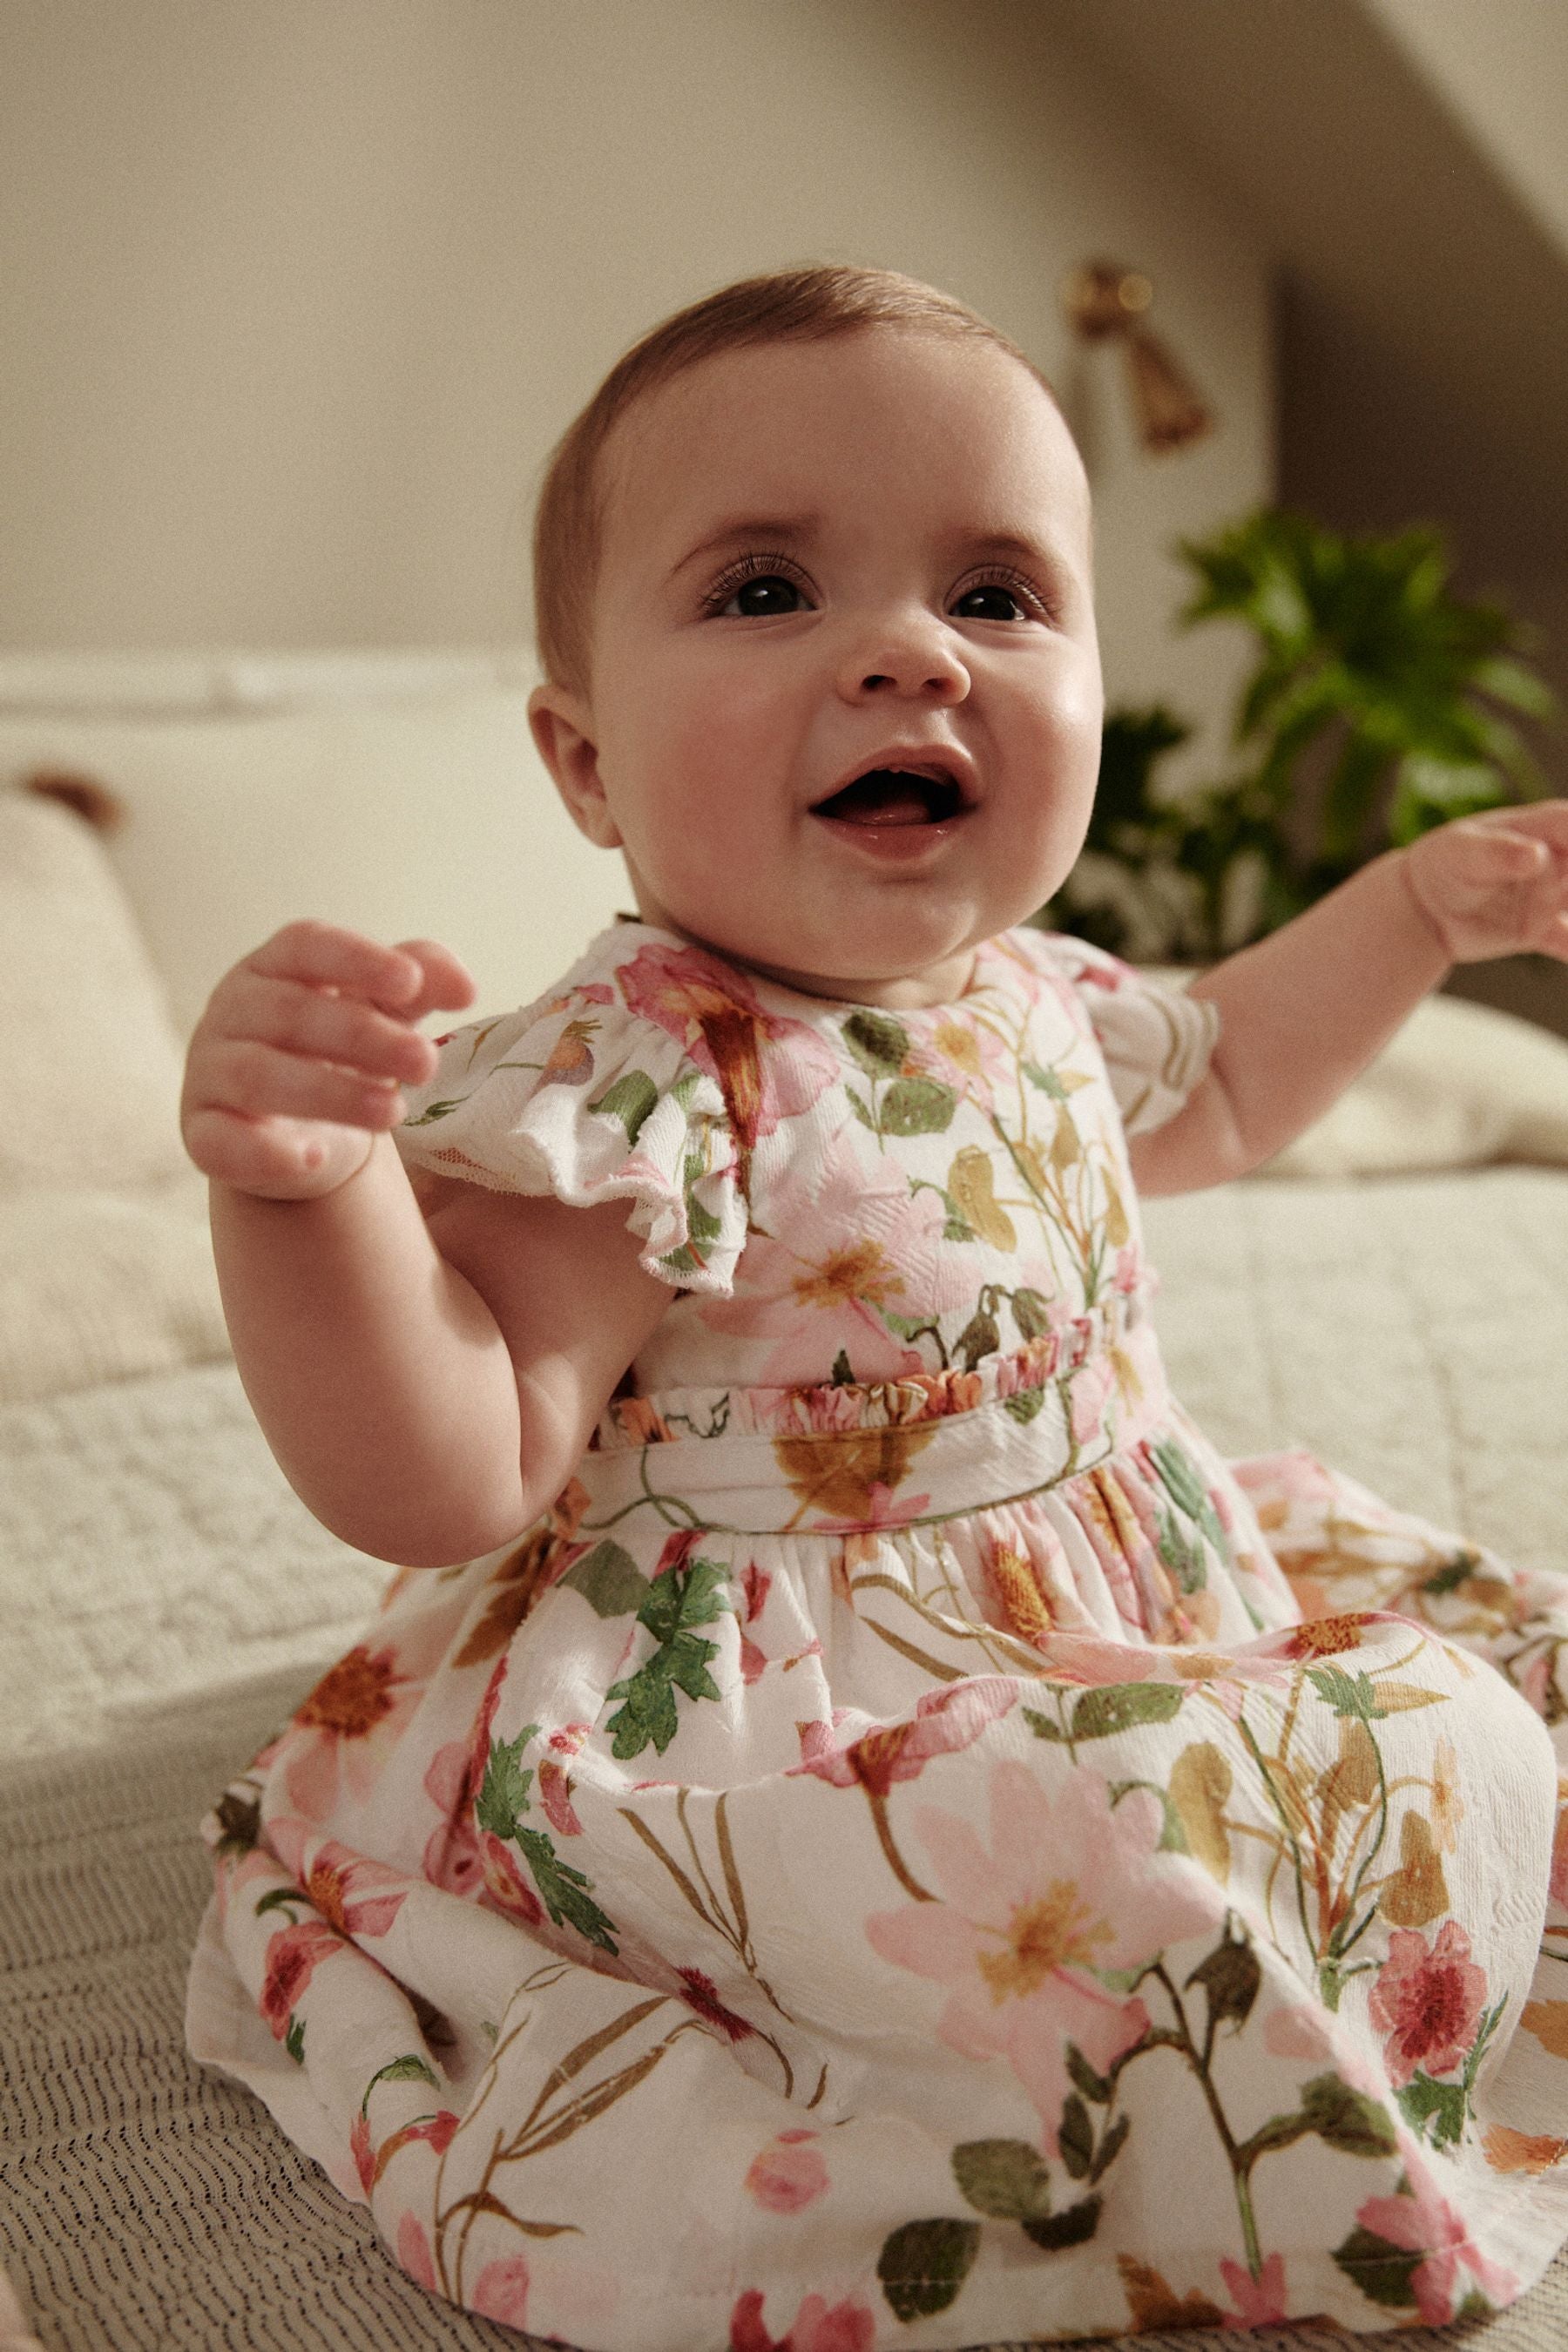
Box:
xmin=528 ymin=684 xmax=623 ymax=850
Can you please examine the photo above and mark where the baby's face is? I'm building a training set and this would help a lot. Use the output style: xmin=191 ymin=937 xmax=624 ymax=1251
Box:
xmin=531 ymin=328 xmax=1103 ymax=1008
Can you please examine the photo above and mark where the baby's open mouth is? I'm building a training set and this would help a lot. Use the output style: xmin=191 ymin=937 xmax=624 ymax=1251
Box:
xmin=811 ymin=767 xmax=969 ymax=828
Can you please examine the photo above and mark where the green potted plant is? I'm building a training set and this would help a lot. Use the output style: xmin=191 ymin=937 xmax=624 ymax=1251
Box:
xmin=1042 ymin=507 xmax=1558 ymax=964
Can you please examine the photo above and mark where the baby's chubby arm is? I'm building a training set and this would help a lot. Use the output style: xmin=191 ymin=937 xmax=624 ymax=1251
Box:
xmin=182 ymin=923 xmax=672 ymax=1565
xmin=1128 ymin=802 xmax=1568 ymax=1198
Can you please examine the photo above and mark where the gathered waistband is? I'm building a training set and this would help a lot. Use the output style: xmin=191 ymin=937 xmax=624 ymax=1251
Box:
xmin=577 ymin=1290 xmax=1169 ymax=1539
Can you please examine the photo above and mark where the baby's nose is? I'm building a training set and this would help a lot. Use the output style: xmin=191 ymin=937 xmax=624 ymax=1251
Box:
xmin=839 ymin=613 xmax=971 ymax=703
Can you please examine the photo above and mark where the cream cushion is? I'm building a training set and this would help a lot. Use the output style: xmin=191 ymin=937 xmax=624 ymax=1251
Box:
xmin=0 ymin=791 xmax=229 ymax=1402
xmin=1259 ymin=990 xmax=1568 ymax=1177
xmin=0 ymin=687 xmax=627 ymax=1036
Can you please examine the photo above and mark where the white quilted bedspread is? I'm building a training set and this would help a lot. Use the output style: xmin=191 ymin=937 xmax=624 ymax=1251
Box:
xmin=3 ymin=1168 xmax=1565 ymax=1761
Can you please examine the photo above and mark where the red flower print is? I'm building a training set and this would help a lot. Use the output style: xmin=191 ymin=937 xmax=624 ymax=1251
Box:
xmin=729 ymin=2288 xmax=875 ymax=2352
xmin=350 ymin=2110 xmax=375 ymax=2197
xmin=283 ymin=1641 xmax=427 ymax=1815
xmin=676 ymin=1967 xmax=754 ymax=2042
xmin=1369 ymin=1922 xmax=1487 ymax=2087
xmin=259 ymin=1917 xmax=342 ymax=2039
xmin=1220 ymin=2253 xmax=1287 ymax=2325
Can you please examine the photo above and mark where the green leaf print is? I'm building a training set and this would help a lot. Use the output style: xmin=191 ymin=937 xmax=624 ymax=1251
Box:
xmin=951 ymin=2139 xmax=1053 ymax=2222
xmin=1010 ymin=1287 xmax=1051 ymax=1340
xmin=1150 ymin=1436 xmax=1229 ymax=1558
xmin=1023 ymin=2195 xmax=1102 ymax=2251
xmin=1303 ymin=2074 xmax=1401 ymax=2158
xmin=1058 ymin=2094 xmax=1095 ymax=2180
xmin=475 ymin=1727 xmax=539 ymax=1840
xmin=1307 ymin=1666 xmax=1390 ymax=1722
xmin=843 ymin=1009 xmax=910 ymax=1076
xmin=1069 ymin=1681 xmax=1186 ymax=1740
xmin=284 ymin=2014 xmax=306 ymax=2065
xmin=1155 ymin=1504 xmax=1209 ymax=1594
xmin=881 ymin=1077 xmax=957 ymax=1136
xmin=1066 ymin=2044 xmax=1114 ymax=2105
xmin=1004 ymin=1387 xmax=1045 ymax=1425
xmin=955 ymin=1309 xmax=1000 ymax=1371
xmin=1394 ymin=2071 xmax=1468 ymax=2149
xmin=564 ymin=1540 xmax=648 ymax=1617
xmin=1186 ymin=1929 xmax=1262 ymax=2033
xmin=604 ymin=1559 xmax=732 ymax=1760
xmin=589 ymin=1070 xmax=659 ymax=1142
xmin=1332 ymin=2221 xmax=1423 ymax=2309
xmin=876 ymin=2218 xmax=980 ymax=2322
xmin=400 ymin=1096 xmax=468 ymax=1127
xmin=514 ymin=1825 xmax=618 ymax=1952
xmin=844 ymin=1083 xmax=877 ymax=1131
xmin=364 ymin=2053 xmax=442 ymax=2105
xmin=1022 ymin=1058 xmax=1066 ymax=1099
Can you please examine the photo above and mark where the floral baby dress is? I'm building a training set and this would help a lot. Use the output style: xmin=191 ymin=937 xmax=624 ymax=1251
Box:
xmin=186 ymin=920 xmax=1568 ymax=2351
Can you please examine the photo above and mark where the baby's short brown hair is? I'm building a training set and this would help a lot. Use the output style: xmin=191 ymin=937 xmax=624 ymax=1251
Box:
xmin=531 ymin=263 xmax=1061 ymax=697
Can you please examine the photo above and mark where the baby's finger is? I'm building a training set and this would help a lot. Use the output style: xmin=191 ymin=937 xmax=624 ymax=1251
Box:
xmin=247 ymin=920 xmax=425 ymax=1009
xmin=182 ymin=1103 xmax=372 ymax=1197
xmin=389 ymin=938 xmax=478 ymax=1021
xmin=196 ymin=1037 xmax=409 ymax=1131
xmin=214 ymin=969 xmax=438 ymax=1085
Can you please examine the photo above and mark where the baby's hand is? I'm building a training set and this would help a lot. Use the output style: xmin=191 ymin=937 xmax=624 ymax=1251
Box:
xmin=180 ymin=922 xmax=476 ymax=1200
xmin=1401 ymin=801 xmax=1568 ymax=964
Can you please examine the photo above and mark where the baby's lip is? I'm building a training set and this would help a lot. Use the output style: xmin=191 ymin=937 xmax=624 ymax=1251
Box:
xmin=809 ymin=747 xmax=978 ymax=816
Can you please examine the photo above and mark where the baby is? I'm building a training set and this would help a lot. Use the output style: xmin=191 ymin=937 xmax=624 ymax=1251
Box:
xmin=184 ymin=267 xmax=1568 ymax=2350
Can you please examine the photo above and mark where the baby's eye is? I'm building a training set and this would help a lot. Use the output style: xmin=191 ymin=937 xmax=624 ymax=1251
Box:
xmin=702 ymin=554 xmax=816 ymax=619
xmin=950 ymin=579 xmax=1040 ymax=624
xmin=725 ymin=573 xmax=808 ymax=618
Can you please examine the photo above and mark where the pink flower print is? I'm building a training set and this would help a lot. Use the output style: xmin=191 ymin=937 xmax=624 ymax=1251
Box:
xmin=908 ymin=1011 xmax=1013 ymax=1112
xmin=477 ymin=1831 xmax=544 ymax=1927
xmin=260 ymin=1916 xmax=342 ymax=2039
xmin=808 ymin=1479 xmax=932 ymax=1536
xmin=264 ymin=1829 xmax=409 ymax=1943
xmin=741 ymin=1562 xmax=771 ymax=1623
xmin=792 ymin=1677 xmax=1018 ymax=1799
xmin=739 ymin=1632 xmax=769 ymax=1686
xmin=350 ymin=2109 xmax=375 ymax=2197
xmin=866 ymin=1761 xmax=1220 ymax=2148
xmin=745 ymin=2130 xmax=829 ymax=2215
xmin=1369 ymin=1923 xmax=1488 ymax=2087
xmin=538 ymin=1758 xmax=583 ymax=1836
xmin=282 ymin=1642 xmax=427 ymax=1817
xmin=422 ymin=1740 xmax=485 ymax=1896
xmin=1220 ymin=2253 xmax=1288 ymax=2326
xmin=1355 ymin=2146 xmax=1517 ymax=2323
xmin=617 ymin=943 xmax=839 ymax=1185
xmin=472 ymin=2255 xmax=531 ymax=2325
xmin=700 ymin=1139 xmax=971 ymax=1385
xmin=1066 ymin=1352 xmax=1115 ymax=1451
xmin=729 ymin=2288 xmax=875 ymax=2352
xmin=396 ymin=2211 xmax=438 ymax=2292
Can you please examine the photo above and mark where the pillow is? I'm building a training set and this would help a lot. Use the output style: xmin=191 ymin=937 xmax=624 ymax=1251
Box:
xmin=0 ymin=689 xmax=627 ymax=1035
xmin=1255 ymin=991 xmax=1568 ymax=1178
xmin=0 ymin=789 xmax=230 ymax=1401
xmin=0 ymin=1183 xmax=228 ymax=1404
xmin=0 ymin=790 xmax=188 ymax=1190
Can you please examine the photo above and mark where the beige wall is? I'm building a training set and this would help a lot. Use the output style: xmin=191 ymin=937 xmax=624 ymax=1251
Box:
xmin=0 ymin=0 xmax=1273 ymax=791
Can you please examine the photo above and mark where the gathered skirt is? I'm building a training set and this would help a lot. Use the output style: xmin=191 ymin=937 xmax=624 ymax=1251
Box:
xmin=186 ymin=1308 xmax=1568 ymax=2348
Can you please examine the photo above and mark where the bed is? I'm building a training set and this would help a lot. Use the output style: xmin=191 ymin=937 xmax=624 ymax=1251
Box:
xmin=3 ymin=654 xmax=1567 ymax=2352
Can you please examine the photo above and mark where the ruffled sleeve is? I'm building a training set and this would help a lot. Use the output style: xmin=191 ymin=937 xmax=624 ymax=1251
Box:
xmin=392 ymin=948 xmax=745 ymax=1294
xmin=1042 ymin=933 xmax=1221 ymax=1137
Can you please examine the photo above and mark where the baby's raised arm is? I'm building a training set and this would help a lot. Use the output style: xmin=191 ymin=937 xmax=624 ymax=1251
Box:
xmin=182 ymin=923 xmax=672 ymax=1566
xmin=1128 ymin=804 xmax=1568 ymax=1198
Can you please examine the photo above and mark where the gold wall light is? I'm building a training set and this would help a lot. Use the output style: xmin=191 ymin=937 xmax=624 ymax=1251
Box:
xmin=1061 ymin=261 xmax=1213 ymax=454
